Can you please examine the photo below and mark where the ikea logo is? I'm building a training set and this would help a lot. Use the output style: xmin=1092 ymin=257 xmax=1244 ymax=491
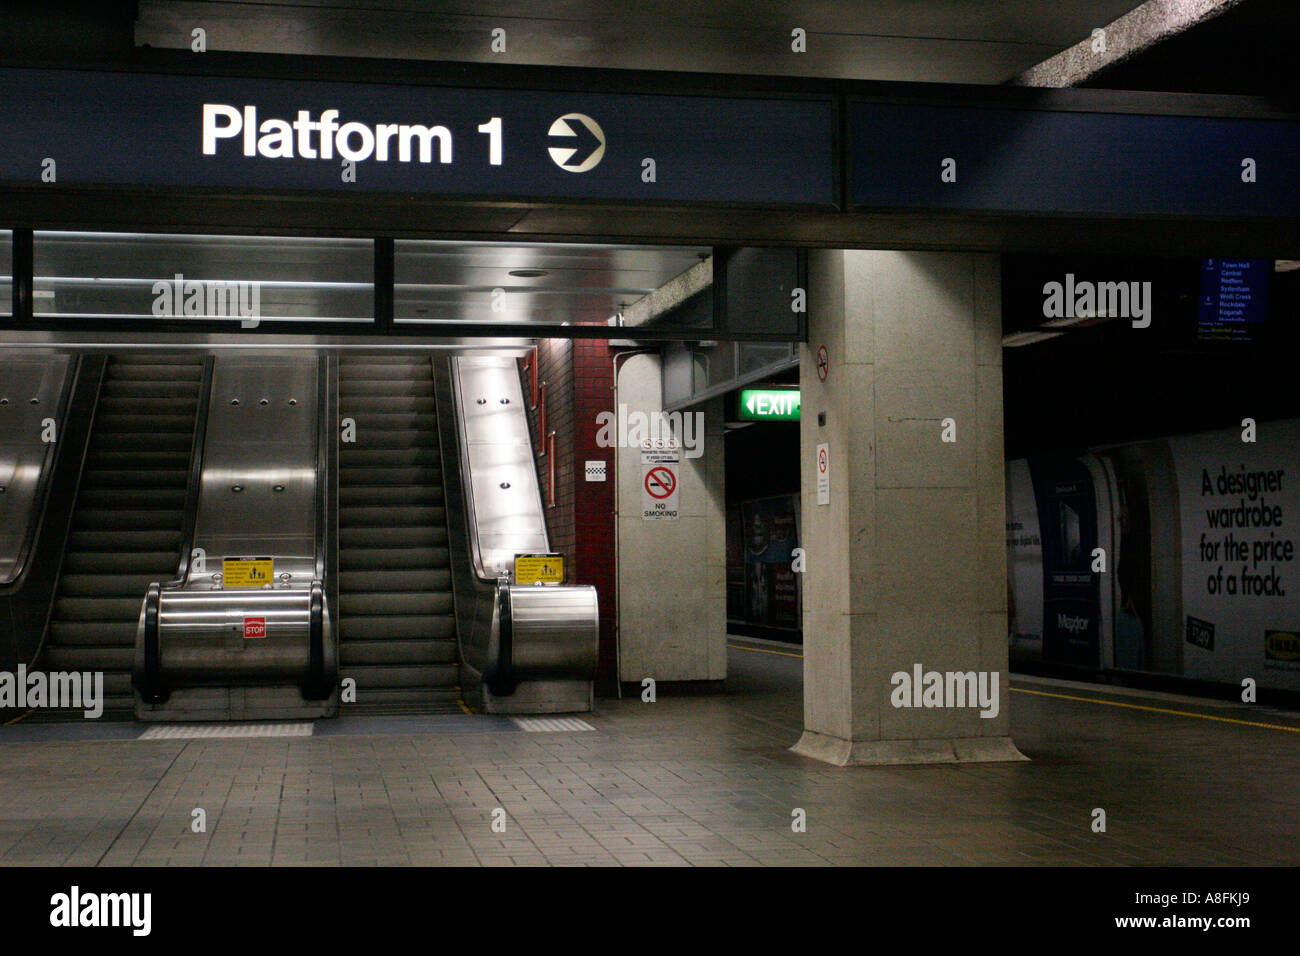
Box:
xmin=1264 ymin=630 xmax=1300 ymax=662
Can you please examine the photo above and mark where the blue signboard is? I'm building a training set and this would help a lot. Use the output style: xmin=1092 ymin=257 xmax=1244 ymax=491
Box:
xmin=850 ymin=101 xmax=1300 ymax=218
xmin=1196 ymin=258 xmax=1270 ymax=342
xmin=0 ymin=68 xmax=836 ymax=207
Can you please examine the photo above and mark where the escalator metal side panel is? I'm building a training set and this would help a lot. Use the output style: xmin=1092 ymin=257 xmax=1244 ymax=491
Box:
xmin=432 ymin=355 xmax=497 ymax=695
xmin=0 ymin=354 xmax=74 ymax=586
xmin=135 ymin=352 xmax=338 ymax=720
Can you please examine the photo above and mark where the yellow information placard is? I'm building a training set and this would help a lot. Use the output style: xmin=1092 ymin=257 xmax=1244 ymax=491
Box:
xmin=223 ymin=557 xmax=274 ymax=588
xmin=514 ymin=553 xmax=564 ymax=585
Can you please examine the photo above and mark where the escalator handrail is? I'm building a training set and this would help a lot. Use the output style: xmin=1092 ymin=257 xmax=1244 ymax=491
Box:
xmin=0 ymin=354 xmax=79 ymax=592
xmin=25 ymin=355 xmax=109 ymax=669
xmin=160 ymin=355 xmax=215 ymax=590
xmin=138 ymin=583 xmax=166 ymax=703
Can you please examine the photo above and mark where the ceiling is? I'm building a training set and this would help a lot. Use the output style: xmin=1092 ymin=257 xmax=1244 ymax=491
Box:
xmin=131 ymin=0 xmax=1150 ymax=85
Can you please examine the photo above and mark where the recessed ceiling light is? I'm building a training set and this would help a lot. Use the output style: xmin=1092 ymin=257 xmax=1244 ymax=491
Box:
xmin=508 ymin=269 xmax=549 ymax=278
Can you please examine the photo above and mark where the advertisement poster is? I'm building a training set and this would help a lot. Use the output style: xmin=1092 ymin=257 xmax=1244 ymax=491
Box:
xmin=741 ymin=494 xmax=801 ymax=630
xmin=1169 ymin=419 xmax=1300 ymax=689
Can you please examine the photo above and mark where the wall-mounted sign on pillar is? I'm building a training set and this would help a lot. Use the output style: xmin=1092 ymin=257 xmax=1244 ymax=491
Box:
xmin=815 ymin=442 xmax=830 ymax=505
xmin=641 ymin=442 xmax=680 ymax=520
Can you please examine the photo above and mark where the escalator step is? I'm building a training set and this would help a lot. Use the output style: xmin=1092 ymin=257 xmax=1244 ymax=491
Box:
xmin=340 ymin=591 xmax=454 ymax=617
xmin=339 ymin=396 xmax=438 ymax=414
xmin=335 ymin=615 xmax=457 ymax=641
xmin=44 ymin=646 xmax=134 ymax=671
xmin=339 ymin=526 xmax=447 ymax=549
xmin=58 ymin=573 xmax=171 ymax=597
xmin=74 ymin=509 xmax=184 ymax=531
xmin=339 ymin=568 xmax=451 ymax=593
xmin=340 ymin=364 xmax=432 ymax=381
xmin=63 ymin=551 xmax=180 ymax=574
xmin=340 ymin=380 xmax=434 ymax=397
xmin=77 ymin=488 xmax=186 ymax=509
xmin=339 ymin=664 xmax=458 ymax=690
xmin=339 ymin=448 xmax=439 ymax=467
xmin=340 ymin=547 xmax=450 ymax=571
xmin=339 ymin=505 xmax=444 ymax=528
xmin=340 ymin=485 xmax=442 ymax=507
xmin=54 ymin=597 xmax=147 ymax=622
xmin=67 ymin=529 xmax=183 ymax=551
xmin=48 ymin=620 xmax=138 ymax=645
xmin=339 ymin=466 xmax=441 ymax=486
xmin=340 ymin=640 xmax=458 ymax=666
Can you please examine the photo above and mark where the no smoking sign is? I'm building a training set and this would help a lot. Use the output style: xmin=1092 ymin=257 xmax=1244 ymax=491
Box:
xmin=641 ymin=447 xmax=680 ymax=520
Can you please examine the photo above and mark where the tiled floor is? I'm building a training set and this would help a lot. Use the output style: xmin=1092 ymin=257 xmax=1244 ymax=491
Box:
xmin=0 ymin=640 xmax=1296 ymax=866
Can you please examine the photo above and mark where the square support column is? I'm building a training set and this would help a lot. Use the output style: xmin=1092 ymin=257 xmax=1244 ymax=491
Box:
xmin=792 ymin=250 xmax=1026 ymax=766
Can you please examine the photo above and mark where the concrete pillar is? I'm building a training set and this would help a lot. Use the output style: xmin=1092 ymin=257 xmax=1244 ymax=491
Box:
xmin=615 ymin=353 xmax=727 ymax=686
xmin=792 ymin=250 xmax=1025 ymax=765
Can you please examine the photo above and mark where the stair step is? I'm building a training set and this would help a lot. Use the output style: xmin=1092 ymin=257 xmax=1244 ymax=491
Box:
xmin=340 ymin=592 xmax=454 ymax=616
xmin=340 ymin=640 xmax=458 ymax=666
xmin=58 ymin=573 xmax=168 ymax=597
xmin=74 ymin=509 xmax=184 ymax=531
xmin=340 ymin=485 xmax=442 ymax=507
xmin=44 ymin=645 xmax=135 ymax=670
xmin=63 ymin=551 xmax=180 ymax=574
xmin=340 ymin=547 xmax=450 ymax=571
xmin=339 ymin=526 xmax=447 ymax=549
xmin=339 ymin=505 xmax=444 ymax=528
xmin=54 ymin=597 xmax=146 ymax=622
xmin=340 ymin=664 xmax=459 ymax=690
xmin=339 ymin=568 xmax=451 ymax=593
xmin=67 ymin=529 xmax=184 ymax=551
xmin=47 ymin=620 xmax=139 ymax=645
xmin=337 ymin=615 xmax=457 ymax=641
xmin=339 ymin=380 xmax=434 ymax=397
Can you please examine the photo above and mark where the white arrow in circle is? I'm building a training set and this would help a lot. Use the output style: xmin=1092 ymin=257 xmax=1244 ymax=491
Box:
xmin=547 ymin=113 xmax=605 ymax=173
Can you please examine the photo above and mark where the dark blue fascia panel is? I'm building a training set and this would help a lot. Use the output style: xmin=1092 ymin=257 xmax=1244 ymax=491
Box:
xmin=1 ymin=67 xmax=836 ymax=207
xmin=850 ymin=101 xmax=1300 ymax=218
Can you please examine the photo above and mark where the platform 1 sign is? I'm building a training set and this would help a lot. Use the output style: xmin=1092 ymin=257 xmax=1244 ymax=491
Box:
xmin=739 ymin=388 xmax=800 ymax=421
xmin=514 ymin=553 xmax=564 ymax=585
xmin=0 ymin=67 xmax=835 ymax=207
xmin=223 ymin=557 xmax=273 ymax=588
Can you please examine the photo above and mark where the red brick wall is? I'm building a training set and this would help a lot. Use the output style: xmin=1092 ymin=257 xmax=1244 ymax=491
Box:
xmin=520 ymin=338 xmax=619 ymax=694
xmin=571 ymin=339 xmax=618 ymax=692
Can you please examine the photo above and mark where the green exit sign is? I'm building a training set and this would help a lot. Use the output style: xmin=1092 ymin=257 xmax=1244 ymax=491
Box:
xmin=739 ymin=388 xmax=801 ymax=421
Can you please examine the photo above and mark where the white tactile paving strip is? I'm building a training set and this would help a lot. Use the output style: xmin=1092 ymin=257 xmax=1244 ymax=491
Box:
xmin=138 ymin=722 xmax=315 ymax=740
xmin=510 ymin=716 xmax=595 ymax=732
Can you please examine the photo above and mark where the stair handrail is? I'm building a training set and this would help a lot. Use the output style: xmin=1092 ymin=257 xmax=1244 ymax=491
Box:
xmin=159 ymin=355 xmax=215 ymax=591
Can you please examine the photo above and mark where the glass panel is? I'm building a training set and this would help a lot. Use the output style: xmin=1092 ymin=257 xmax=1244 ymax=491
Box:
xmin=738 ymin=341 xmax=794 ymax=378
xmin=32 ymin=232 xmax=373 ymax=323
xmin=703 ymin=342 xmax=738 ymax=390
xmin=394 ymin=240 xmax=710 ymax=328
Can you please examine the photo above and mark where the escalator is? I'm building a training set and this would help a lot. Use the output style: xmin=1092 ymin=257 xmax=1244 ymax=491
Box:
xmin=336 ymin=355 xmax=460 ymax=713
xmin=41 ymin=355 xmax=205 ymax=718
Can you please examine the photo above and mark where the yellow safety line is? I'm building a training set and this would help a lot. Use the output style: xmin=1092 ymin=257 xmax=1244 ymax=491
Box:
xmin=726 ymin=642 xmax=803 ymax=659
xmin=1011 ymin=686 xmax=1300 ymax=733
xmin=3 ymin=710 xmax=31 ymax=726
xmin=727 ymin=643 xmax=1299 ymax=733
xmin=457 ymin=699 xmax=474 ymax=715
